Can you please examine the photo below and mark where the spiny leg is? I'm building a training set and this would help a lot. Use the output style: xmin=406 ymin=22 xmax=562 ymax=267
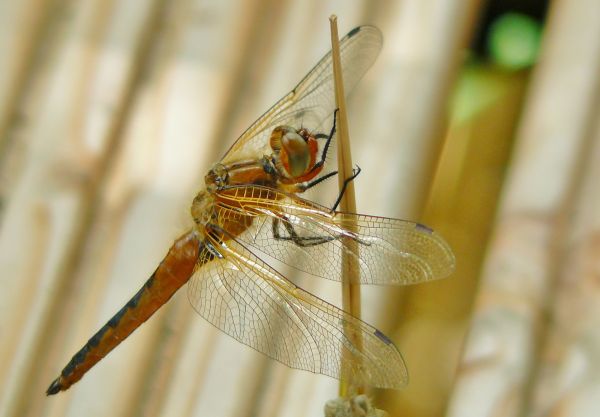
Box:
xmin=311 ymin=108 xmax=338 ymax=172
xmin=294 ymin=163 xmax=360 ymax=196
xmin=293 ymin=109 xmax=339 ymax=193
xmin=294 ymin=110 xmax=361 ymax=203
xmin=276 ymin=164 xmax=363 ymax=246
xmin=272 ymin=217 xmax=337 ymax=247
xmin=331 ymin=165 xmax=361 ymax=212
xmin=296 ymin=169 xmax=339 ymax=192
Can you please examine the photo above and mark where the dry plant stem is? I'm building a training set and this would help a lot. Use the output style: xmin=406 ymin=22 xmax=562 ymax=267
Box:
xmin=0 ymin=0 xmax=54 ymax=176
xmin=527 ymin=103 xmax=600 ymax=416
xmin=362 ymin=3 xmax=482 ymax=416
xmin=329 ymin=16 xmax=362 ymax=398
xmin=0 ymin=2 xmax=169 ymax=416
xmin=446 ymin=1 xmax=600 ymax=416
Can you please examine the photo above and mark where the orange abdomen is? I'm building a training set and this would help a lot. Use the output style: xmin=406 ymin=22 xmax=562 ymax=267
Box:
xmin=47 ymin=230 xmax=204 ymax=395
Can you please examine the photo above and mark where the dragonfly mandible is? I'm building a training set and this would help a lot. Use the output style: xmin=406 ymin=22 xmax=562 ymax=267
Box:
xmin=47 ymin=26 xmax=455 ymax=395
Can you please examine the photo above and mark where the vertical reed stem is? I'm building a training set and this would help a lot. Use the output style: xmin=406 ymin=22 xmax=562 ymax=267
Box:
xmin=329 ymin=15 xmax=363 ymax=398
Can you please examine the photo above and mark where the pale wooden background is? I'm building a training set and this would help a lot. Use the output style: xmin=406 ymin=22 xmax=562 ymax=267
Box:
xmin=1 ymin=1 xmax=599 ymax=417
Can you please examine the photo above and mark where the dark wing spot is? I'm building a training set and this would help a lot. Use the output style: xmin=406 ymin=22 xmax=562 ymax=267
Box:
xmin=374 ymin=329 xmax=393 ymax=345
xmin=348 ymin=26 xmax=361 ymax=37
xmin=415 ymin=223 xmax=433 ymax=234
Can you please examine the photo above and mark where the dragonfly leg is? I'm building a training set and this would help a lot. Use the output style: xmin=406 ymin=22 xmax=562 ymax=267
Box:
xmin=272 ymin=217 xmax=337 ymax=247
xmin=297 ymin=169 xmax=339 ymax=192
xmin=330 ymin=165 xmax=361 ymax=212
xmin=302 ymin=108 xmax=338 ymax=179
xmin=293 ymin=164 xmax=361 ymax=212
xmin=312 ymin=108 xmax=338 ymax=171
xmin=272 ymin=215 xmax=372 ymax=249
xmin=295 ymin=111 xmax=362 ymax=206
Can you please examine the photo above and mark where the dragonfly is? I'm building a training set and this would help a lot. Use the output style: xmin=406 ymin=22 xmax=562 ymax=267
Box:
xmin=47 ymin=26 xmax=455 ymax=395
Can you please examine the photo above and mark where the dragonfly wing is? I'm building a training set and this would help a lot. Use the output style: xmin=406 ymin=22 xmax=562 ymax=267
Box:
xmin=216 ymin=185 xmax=455 ymax=285
xmin=221 ymin=26 xmax=383 ymax=163
xmin=187 ymin=232 xmax=408 ymax=389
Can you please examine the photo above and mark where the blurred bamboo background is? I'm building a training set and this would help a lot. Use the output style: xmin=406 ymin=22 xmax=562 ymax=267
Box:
xmin=1 ymin=1 xmax=598 ymax=417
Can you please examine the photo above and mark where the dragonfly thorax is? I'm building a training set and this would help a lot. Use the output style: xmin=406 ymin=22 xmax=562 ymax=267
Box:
xmin=191 ymin=190 xmax=215 ymax=230
xmin=204 ymin=163 xmax=229 ymax=192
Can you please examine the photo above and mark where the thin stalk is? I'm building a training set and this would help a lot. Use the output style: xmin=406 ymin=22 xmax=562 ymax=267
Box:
xmin=329 ymin=15 xmax=362 ymax=398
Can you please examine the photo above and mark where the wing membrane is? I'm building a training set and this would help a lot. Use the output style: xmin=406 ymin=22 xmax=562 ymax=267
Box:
xmin=221 ymin=26 xmax=383 ymax=163
xmin=187 ymin=231 xmax=407 ymax=388
xmin=215 ymin=185 xmax=455 ymax=285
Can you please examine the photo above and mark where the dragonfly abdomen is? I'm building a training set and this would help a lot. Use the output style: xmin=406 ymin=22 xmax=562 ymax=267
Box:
xmin=47 ymin=230 xmax=203 ymax=395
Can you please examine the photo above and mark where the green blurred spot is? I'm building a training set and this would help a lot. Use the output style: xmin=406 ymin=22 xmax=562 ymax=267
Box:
xmin=488 ymin=12 xmax=542 ymax=69
xmin=451 ymin=65 xmax=505 ymax=124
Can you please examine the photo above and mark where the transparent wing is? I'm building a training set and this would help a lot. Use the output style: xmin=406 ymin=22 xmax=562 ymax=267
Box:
xmin=215 ymin=185 xmax=456 ymax=285
xmin=221 ymin=26 xmax=383 ymax=163
xmin=187 ymin=232 xmax=407 ymax=389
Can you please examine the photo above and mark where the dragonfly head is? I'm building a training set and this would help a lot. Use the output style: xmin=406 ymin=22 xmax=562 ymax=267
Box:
xmin=270 ymin=126 xmax=319 ymax=181
xmin=205 ymin=163 xmax=229 ymax=192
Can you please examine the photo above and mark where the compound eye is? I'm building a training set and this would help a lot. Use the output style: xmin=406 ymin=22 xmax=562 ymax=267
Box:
xmin=281 ymin=130 xmax=310 ymax=177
